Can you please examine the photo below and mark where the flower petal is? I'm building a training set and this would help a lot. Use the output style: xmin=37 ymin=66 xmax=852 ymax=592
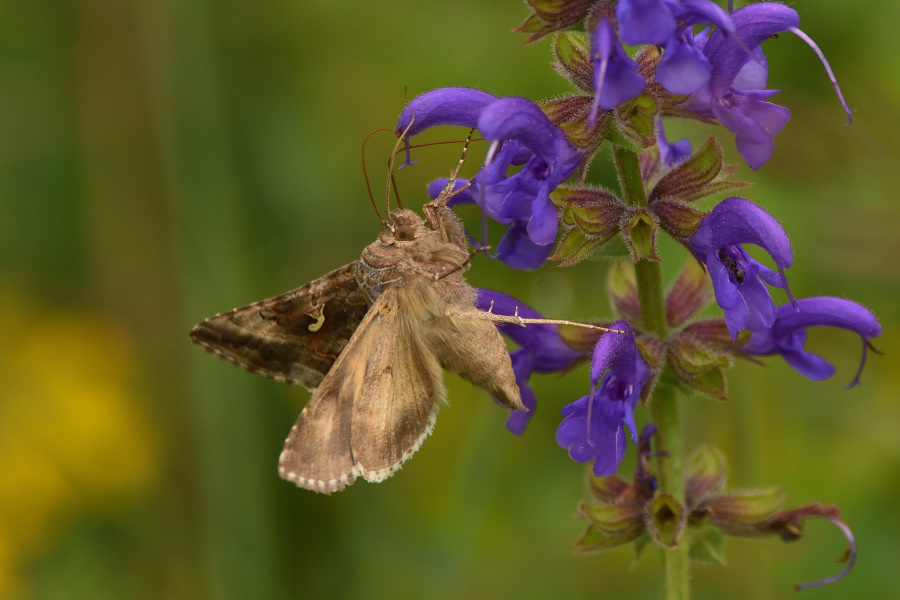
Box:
xmin=396 ymin=87 xmax=497 ymax=137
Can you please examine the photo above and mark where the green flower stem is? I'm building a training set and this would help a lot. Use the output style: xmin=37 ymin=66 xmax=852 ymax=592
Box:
xmin=614 ymin=145 xmax=690 ymax=600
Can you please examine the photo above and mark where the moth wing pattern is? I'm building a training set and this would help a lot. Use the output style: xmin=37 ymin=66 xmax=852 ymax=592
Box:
xmin=277 ymin=286 xmax=444 ymax=493
xmin=189 ymin=262 xmax=370 ymax=389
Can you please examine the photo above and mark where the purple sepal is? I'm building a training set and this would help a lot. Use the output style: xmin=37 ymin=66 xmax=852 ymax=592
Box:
xmin=689 ymin=197 xmax=792 ymax=340
xmin=556 ymin=322 xmax=649 ymax=476
xmin=476 ymin=289 xmax=587 ymax=434
xmin=743 ymin=298 xmax=881 ymax=388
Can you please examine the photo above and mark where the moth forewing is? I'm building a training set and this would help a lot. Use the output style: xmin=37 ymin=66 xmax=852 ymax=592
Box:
xmin=277 ymin=286 xmax=445 ymax=493
xmin=189 ymin=262 xmax=370 ymax=389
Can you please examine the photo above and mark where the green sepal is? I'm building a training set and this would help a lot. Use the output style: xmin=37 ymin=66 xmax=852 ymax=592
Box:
xmin=551 ymin=32 xmax=591 ymax=92
xmin=685 ymin=445 xmax=727 ymax=503
xmin=654 ymin=199 xmax=709 ymax=242
xmin=607 ymin=260 xmax=642 ymax=325
xmin=665 ymin=260 xmax=714 ymax=328
xmin=708 ymin=487 xmax=785 ymax=528
xmin=682 ymin=319 xmax=751 ymax=354
xmin=684 ymin=365 xmax=728 ymax=400
xmin=551 ymin=227 xmax=608 ymax=266
xmin=588 ymin=474 xmax=629 ymax=502
xmin=647 ymin=492 xmax=687 ymax=548
xmin=513 ymin=0 xmax=594 ymax=44
xmin=543 ymin=95 xmax=609 ymax=151
xmin=557 ymin=323 xmax=603 ymax=354
xmin=606 ymin=121 xmax=642 ymax=153
xmin=632 ymin=533 xmax=651 ymax=564
xmin=687 ymin=524 xmax=727 ymax=565
xmin=580 ymin=501 xmax=646 ymax=536
xmin=649 ymin=137 xmax=750 ymax=204
xmin=615 ymin=92 xmax=658 ymax=148
xmin=668 ymin=334 xmax=732 ymax=377
xmin=573 ymin=524 xmax=645 ymax=554
xmin=552 ymin=185 xmax=624 ymax=235
xmin=622 ymin=209 xmax=660 ymax=262
xmin=635 ymin=335 xmax=665 ymax=373
xmin=594 ymin=236 xmax=631 ymax=259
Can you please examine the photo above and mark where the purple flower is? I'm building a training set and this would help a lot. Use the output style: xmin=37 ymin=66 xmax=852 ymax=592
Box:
xmin=685 ymin=3 xmax=798 ymax=169
xmin=557 ymin=322 xmax=649 ymax=476
xmin=475 ymin=289 xmax=586 ymax=434
xmin=616 ymin=0 xmax=734 ymax=96
xmin=477 ymin=97 xmax=581 ymax=263
xmin=743 ymin=298 xmax=881 ymax=388
xmin=589 ymin=18 xmax=646 ymax=120
xmin=689 ymin=197 xmax=792 ymax=341
xmin=658 ymin=120 xmax=692 ymax=166
xmin=398 ymin=89 xmax=580 ymax=269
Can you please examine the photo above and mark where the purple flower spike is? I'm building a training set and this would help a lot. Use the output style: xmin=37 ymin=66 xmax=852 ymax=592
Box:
xmin=476 ymin=289 xmax=587 ymax=434
xmin=689 ymin=197 xmax=793 ymax=340
xmin=743 ymin=298 xmax=882 ymax=388
xmin=557 ymin=322 xmax=649 ymax=476
xmin=477 ymin=97 xmax=581 ymax=253
xmin=685 ymin=3 xmax=801 ymax=168
xmin=589 ymin=18 xmax=646 ymax=119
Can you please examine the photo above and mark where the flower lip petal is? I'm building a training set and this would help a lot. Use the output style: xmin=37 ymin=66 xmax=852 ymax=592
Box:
xmin=696 ymin=197 xmax=792 ymax=269
xmin=743 ymin=297 xmax=881 ymax=387
xmin=396 ymin=87 xmax=497 ymax=137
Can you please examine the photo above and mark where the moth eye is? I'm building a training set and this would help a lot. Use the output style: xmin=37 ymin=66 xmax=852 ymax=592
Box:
xmin=394 ymin=225 xmax=415 ymax=241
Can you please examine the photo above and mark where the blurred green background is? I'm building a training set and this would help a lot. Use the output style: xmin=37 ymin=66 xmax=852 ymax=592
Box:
xmin=1 ymin=1 xmax=897 ymax=598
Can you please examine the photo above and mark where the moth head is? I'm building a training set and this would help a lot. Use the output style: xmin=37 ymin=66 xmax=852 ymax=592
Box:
xmin=383 ymin=209 xmax=425 ymax=244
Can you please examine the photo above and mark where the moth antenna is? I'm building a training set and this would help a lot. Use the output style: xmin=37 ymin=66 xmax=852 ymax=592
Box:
xmin=391 ymin=138 xmax=485 ymax=158
xmin=389 ymin=169 xmax=403 ymax=210
xmin=387 ymin=94 xmax=417 ymax=217
xmin=360 ymin=128 xmax=392 ymax=222
xmin=434 ymin=129 xmax=476 ymax=207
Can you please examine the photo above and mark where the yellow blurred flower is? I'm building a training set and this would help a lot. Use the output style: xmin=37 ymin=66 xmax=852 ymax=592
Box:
xmin=0 ymin=289 xmax=160 ymax=598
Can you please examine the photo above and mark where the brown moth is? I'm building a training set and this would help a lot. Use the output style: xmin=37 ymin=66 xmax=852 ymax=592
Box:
xmin=190 ymin=174 xmax=524 ymax=494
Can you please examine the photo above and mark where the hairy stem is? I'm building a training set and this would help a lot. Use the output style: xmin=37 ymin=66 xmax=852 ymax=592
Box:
xmin=614 ymin=145 xmax=690 ymax=600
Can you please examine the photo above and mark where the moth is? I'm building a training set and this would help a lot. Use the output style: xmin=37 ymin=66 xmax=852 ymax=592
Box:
xmin=190 ymin=170 xmax=524 ymax=494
